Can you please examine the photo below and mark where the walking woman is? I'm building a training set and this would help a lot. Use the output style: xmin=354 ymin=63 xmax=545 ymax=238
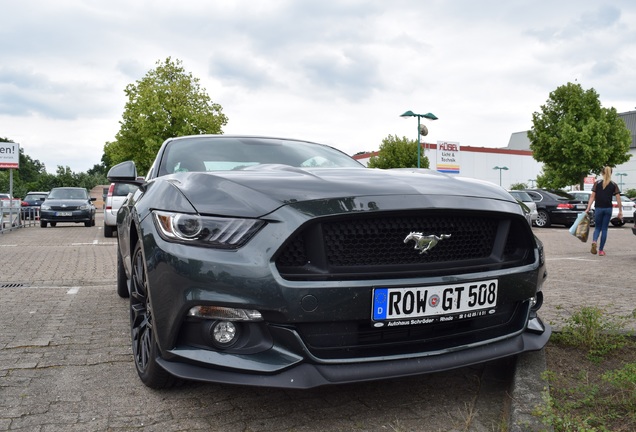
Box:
xmin=585 ymin=166 xmax=623 ymax=256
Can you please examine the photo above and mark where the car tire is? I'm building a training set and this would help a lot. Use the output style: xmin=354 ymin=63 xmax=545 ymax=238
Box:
xmin=130 ymin=239 xmax=176 ymax=389
xmin=40 ymin=221 xmax=47 ymax=228
xmin=535 ymin=210 xmax=551 ymax=228
xmin=117 ymin=247 xmax=129 ymax=298
xmin=50 ymin=222 xmax=56 ymax=227
xmin=85 ymin=220 xmax=91 ymax=227
xmin=104 ymin=224 xmax=114 ymax=238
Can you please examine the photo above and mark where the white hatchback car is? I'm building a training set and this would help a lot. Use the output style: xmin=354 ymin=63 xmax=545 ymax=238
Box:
xmin=569 ymin=190 xmax=634 ymax=226
xmin=103 ymin=182 xmax=139 ymax=237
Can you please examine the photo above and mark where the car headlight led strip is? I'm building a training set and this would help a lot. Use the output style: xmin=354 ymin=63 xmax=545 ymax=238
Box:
xmin=152 ymin=210 xmax=264 ymax=248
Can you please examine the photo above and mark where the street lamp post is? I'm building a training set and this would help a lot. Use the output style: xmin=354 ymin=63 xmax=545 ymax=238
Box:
xmin=400 ymin=110 xmax=438 ymax=168
xmin=493 ymin=166 xmax=509 ymax=187
xmin=528 ymin=179 xmax=536 ymax=188
xmin=616 ymin=172 xmax=627 ymax=190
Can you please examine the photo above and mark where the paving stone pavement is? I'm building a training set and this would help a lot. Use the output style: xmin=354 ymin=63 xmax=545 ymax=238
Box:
xmin=2 ymin=212 xmax=632 ymax=431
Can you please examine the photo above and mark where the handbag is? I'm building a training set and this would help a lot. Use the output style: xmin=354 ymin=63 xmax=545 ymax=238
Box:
xmin=569 ymin=212 xmax=587 ymax=235
xmin=574 ymin=213 xmax=590 ymax=242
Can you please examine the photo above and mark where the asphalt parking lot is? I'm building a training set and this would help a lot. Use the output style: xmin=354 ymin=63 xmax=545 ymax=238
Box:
xmin=1 ymin=212 xmax=635 ymax=431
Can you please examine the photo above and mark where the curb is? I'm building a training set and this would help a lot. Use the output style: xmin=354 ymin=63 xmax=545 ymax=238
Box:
xmin=508 ymin=349 xmax=553 ymax=432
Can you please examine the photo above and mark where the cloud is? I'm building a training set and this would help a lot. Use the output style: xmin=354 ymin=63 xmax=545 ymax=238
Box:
xmin=1 ymin=0 xmax=636 ymax=175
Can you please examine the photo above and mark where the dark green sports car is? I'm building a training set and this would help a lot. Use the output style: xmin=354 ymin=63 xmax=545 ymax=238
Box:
xmin=108 ymin=135 xmax=550 ymax=389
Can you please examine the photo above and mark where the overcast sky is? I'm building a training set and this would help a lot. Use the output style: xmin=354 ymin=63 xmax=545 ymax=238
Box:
xmin=2 ymin=0 xmax=636 ymax=174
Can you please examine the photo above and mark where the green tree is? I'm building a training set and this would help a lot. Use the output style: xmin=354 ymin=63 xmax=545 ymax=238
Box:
xmin=0 ymin=138 xmax=49 ymax=198
xmin=368 ymin=135 xmax=429 ymax=169
xmin=104 ymin=57 xmax=229 ymax=174
xmin=528 ymin=82 xmax=631 ymax=189
xmin=509 ymin=182 xmax=528 ymax=190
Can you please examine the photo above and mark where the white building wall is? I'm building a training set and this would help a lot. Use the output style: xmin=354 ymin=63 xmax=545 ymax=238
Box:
xmin=453 ymin=148 xmax=543 ymax=189
xmin=356 ymin=146 xmax=636 ymax=192
xmin=611 ymin=148 xmax=636 ymax=192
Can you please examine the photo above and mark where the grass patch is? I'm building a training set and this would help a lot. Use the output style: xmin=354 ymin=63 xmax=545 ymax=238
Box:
xmin=536 ymin=306 xmax=636 ymax=431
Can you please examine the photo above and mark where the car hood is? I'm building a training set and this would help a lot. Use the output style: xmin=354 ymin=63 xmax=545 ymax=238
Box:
xmin=155 ymin=165 xmax=517 ymax=218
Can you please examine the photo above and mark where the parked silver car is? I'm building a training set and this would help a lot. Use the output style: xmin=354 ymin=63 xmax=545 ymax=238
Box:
xmin=508 ymin=190 xmax=538 ymax=225
xmin=103 ymin=182 xmax=138 ymax=237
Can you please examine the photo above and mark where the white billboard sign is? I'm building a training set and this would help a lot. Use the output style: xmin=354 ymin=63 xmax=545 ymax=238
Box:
xmin=436 ymin=141 xmax=460 ymax=174
xmin=0 ymin=142 xmax=20 ymax=169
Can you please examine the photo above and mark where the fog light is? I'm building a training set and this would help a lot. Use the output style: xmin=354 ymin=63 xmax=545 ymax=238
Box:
xmin=211 ymin=321 xmax=239 ymax=348
xmin=530 ymin=291 xmax=544 ymax=311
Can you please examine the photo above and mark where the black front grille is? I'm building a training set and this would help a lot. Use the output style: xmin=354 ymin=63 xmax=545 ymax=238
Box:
xmin=275 ymin=211 xmax=534 ymax=281
xmin=295 ymin=301 xmax=529 ymax=360
xmin=50 ymin=206 xmax=80 ymax=211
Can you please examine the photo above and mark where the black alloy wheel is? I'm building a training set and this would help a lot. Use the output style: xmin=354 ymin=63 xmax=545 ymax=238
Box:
xmin=129 ymin=239 xmax=174 ymax=389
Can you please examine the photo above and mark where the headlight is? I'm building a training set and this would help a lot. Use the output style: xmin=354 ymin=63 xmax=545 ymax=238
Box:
xmin=41 ymin=204 xmax=51 ymax=210
xmin=152 ymin=210 xmax=265 ymax=248
xmin=79 ymin=204 xmax=90 ymax=210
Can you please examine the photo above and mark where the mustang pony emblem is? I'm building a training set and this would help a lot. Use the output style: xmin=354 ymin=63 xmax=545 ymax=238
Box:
xmin=404 ymin=232 xmax=451 ymax=254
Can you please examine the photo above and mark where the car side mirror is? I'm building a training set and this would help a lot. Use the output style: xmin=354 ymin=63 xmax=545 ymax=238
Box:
xmin=108 ymin=161 xmax=144 ymax=186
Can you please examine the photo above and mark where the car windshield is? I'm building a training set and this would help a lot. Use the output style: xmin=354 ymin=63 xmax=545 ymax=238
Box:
xmin=614 ymin=194 xmax=633 ymax=203
xmin=549 ymin=190 xmax=576 ymax=200
xmin=158 ymin=136 xmax=364 ymax=176
xmin=510 ymin=191 xmax=532 ymax=201
xmin=25 ymin=194 xmax=47 ymax=203
xmin=48 ymin=189 xmax=87 ymax=200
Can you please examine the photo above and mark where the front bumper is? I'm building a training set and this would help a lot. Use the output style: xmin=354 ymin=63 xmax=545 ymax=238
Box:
xmin=158 ymin=318 xmax=551 ymax=389
xmin=40 ymin=209 xmax=93 ymax=222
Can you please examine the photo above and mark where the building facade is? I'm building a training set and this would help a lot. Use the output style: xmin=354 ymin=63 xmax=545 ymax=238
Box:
xmin=354 ymin=110 xmax=636 ymax=192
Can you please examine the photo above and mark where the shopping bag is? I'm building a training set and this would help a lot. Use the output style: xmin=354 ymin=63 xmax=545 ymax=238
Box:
xmin=569 ymin=212 xmax=587 ymax=236
xmin=574 ymin=213 xmax=590 ymax=242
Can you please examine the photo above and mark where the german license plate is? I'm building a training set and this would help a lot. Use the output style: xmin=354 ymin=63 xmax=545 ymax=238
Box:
xmin=372 ymin=279 xmax=498 ymax=322
xmin=56 ymin=211 xmax=72 ymax=216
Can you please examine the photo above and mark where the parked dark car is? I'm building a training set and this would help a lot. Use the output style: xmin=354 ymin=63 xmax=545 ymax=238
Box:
xmin=39 ymin=187 xmax=96 ymax=228
xmin=523 ymin=189 xmax=586 ymax=228
xmin=20 ymin=191 xmax=48 ymax=220
xmin=108 ymin=135 xmax=550 ymax=389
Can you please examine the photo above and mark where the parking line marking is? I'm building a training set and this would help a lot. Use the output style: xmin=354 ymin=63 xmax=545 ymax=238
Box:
xmin=546 ymin=257 xmax=597 ymax=262
xmin=67 ymin=287 xmax=80 ymax=294
xmin=70 ymin=241 xmax=117 ymax=246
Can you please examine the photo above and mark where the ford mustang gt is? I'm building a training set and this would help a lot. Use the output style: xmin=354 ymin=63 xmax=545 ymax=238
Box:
xmin=107 ymin=135 xmax=550 ymax=389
